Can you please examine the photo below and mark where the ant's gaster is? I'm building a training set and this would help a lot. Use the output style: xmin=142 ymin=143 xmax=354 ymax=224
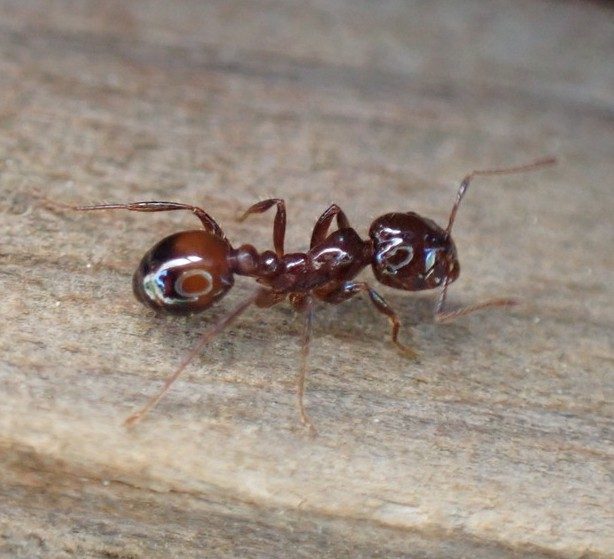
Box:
xmin=57 ymin=157 xmax=555 ymax=433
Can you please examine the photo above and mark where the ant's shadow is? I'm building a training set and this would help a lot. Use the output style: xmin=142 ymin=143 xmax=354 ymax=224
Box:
xmin=308 ymin=292 xmax=467 ymax=361
xmin=140 ymin=289 xmax=471 ymax=367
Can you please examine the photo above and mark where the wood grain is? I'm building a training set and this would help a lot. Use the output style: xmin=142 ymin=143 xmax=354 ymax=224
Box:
xmin=1 ymin=1 xmax=612 ymax=557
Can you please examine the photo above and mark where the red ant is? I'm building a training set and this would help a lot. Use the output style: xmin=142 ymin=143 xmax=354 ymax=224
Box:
xmin=57 ymin=156 xmax=555 ymax=433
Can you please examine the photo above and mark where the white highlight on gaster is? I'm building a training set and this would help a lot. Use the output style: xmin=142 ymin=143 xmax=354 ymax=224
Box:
xmin=175 ymin=269 xmax=214 ymax=298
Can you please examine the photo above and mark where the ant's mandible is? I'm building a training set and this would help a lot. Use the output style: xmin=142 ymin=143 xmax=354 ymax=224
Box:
xmin=57 ymin=156 xmax=555 ymax=433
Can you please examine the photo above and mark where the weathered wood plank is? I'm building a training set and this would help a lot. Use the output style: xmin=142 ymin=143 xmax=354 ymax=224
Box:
xmin=1 ymin=1 xmax=612 ymax=557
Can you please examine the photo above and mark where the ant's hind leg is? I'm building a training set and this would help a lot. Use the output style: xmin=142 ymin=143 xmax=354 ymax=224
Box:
xmin=237 ymin=198 xmax=286 ymax=257
xmin=287 ymin=293 xmax=317 ymax=436
xmin=123 ymin=288 xmax=263 ymax=428
xmin=44 ymin=199 xmax=224 ymax=237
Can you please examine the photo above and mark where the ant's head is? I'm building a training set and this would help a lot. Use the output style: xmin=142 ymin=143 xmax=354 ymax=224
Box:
xmin=133 ymin=230 xmax=234 ymax=315
xmin=370 ymin=212 xmax=460 ymax=291
xmin=368 ymin=156 xmax=557 ymax=294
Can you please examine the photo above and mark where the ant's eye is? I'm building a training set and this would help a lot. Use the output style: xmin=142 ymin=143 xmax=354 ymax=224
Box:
xmin=424 ymin=249 xmax=437 ymax=272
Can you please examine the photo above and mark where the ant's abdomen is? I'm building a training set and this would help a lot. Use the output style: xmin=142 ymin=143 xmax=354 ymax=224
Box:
xmin=133 ymin=230 xmax=234 ymax=315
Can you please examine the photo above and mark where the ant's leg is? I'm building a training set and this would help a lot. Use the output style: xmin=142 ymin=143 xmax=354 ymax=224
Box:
xmin=318 ymin=281 xmax=417 ymax=358
xmin=255 ymin=290 xmax=286 ymax=308
xmin=310 ymin=204 xmax=351 ymax=248
xmin=123 ymin=288 xmax=263 ymax=428
xmin=237 ymin=198 xmax=286 ymax=257
xmin=47 ymin=199 xmax=224 ymax=237
xmin=434 ymin=278 xmax=516 ymax=323
xmin=294 ymin=294 xmax=317 ymax=436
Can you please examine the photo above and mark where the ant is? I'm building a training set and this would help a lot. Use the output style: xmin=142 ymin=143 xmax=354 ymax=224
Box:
xmin=56 ymin=156 xmax=555 ymax=433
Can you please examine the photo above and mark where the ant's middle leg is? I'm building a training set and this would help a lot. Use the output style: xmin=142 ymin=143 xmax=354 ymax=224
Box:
xmin=317 ymin=281 xmax=417 ymax=358
xmin=310 ymin=204 xmax=351 ymax=248
xmin=291 ymin=293 xmax=317 ymax=436
xmin=237 ymin=198 xmax=286 ymax=257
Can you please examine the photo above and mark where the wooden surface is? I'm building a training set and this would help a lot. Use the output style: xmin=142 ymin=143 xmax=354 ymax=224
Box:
xmin=1 ymin=1 xmax=613 ymax=557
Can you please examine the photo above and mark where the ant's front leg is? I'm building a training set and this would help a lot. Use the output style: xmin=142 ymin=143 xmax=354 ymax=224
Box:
xmin=310 ymin=204 xmax=351 ymax=248
xmin=434 ymin=277 xmax=517 ymax=323
xmin=317 ymin=281 xmax=417 ymax=358
xmin=237 ymin=198 xmax=286 ymax=257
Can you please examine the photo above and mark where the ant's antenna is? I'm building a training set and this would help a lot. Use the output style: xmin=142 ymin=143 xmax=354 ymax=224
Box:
xmin=445 ymin=156 xmax=556 ymax=236
xmin=437 ymin=156 xmax=556 ymax=321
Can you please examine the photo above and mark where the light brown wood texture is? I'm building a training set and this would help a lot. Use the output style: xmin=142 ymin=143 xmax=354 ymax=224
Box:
xmin=1 ymin=1 xmax=612 ymax=557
